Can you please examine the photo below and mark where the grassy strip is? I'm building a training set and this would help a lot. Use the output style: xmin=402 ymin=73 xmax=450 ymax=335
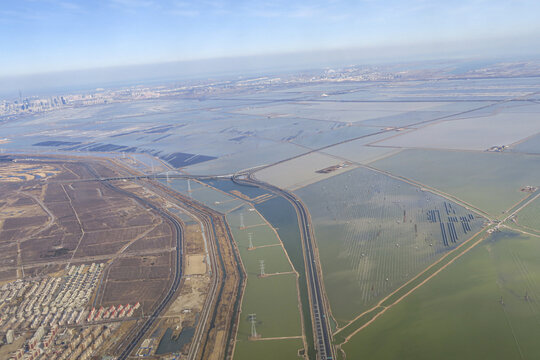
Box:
xmin=234 ymin=338 xmax=304 ymax=360
xmin=333 ymin=306 xmax=385 ymax=345
xmin=497 ymin=189 xmax=540 ymax=221
xmin=504 ymin=223 xmax=540 ymax=237
xmin=256 ymin=196 xmax=315 ymax=358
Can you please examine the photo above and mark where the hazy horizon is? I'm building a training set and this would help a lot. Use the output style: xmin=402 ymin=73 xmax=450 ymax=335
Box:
xmin=2 ymin=0 xmax=540 ymax=75
xmin=2 ymin=39 xmax=540 ymax=100
xmin=2 ymin=0 xmax=540 ymax=100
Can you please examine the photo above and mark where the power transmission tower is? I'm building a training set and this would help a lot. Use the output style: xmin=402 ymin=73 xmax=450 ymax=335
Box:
xmin=248 ymin=233 xmax=254 ymax=249
xmin=166 ymin=171 xmax=170 ymax=183
xmin=240 ymin=213 xmax=245 ymax=229
xmin=248 ymin=313 xmax=259 ymax=339
xmin=259 ymin=260 xmax=265 ymax=277
xmin=187 ymin=179 xmax=192 ymax=193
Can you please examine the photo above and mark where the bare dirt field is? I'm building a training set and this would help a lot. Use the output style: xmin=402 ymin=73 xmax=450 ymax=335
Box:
xmin=100 ymin=252 xmax=174 ymax=313
xmin=0 ymin=158 xmax=177 ymax=311
xmin=0 ymin=156 xmax=239 ymax=359
xmin=186 ymin=254 xmax=207 ymax=275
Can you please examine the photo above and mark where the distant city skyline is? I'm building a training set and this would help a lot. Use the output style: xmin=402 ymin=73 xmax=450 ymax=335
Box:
xmin=1 ymin=0 xmax=540 ymax=78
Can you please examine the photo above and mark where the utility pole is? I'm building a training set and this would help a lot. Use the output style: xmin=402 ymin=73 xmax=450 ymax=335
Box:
xmin=248 ymin=233 xmax=254 ymax=250
xmin=249 ymin=313 xmax=259 ymax=339
xmin=259 ymin=260 xmax=265 ymax=277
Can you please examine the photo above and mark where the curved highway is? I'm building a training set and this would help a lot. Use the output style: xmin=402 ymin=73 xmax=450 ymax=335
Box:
xmin=84 ymin=162 xmax=330 ymax=359
xmin=233 ymin=174 xmax=335 ymax=360
xmin=99 ymin=180 xmax=185 ymax=360
xmin=81 ymin=164 xmax=188 ymax=360
xmin=141 ymin=179 xmax=240 ymax=360
xmin=80 ymin=163 xmax=236 ymax=359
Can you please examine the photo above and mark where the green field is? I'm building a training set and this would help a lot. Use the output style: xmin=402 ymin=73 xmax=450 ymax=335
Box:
xmin=237 ymin=244 xmax=293 ymax=277
xmin=228 ymin=205 xmax=281 ymax=247
xmin=228 ymin=206 xmax=294 ymax=277
xmin=296 ymin=166 xmax=484 ymax=325
xmin=236 ymin=274 xmax=302 ymax=339
xmin=342 ymin=229 xmax=540 ymax=359
xmin=162 ymin=181 xmax=304 ymax=357
xmin=228 ymin=206 xmax=303 ymax=359
xmin=228 ymin=204 xmax=270 ymax=227
xmin=233 ymin=337 xmax=303 ymax=360
xmin=515 ymin=195 xmax=540 ymax=233
xmin=372 ymin=149 xmax=540 ymax=216
xmin=256 ymin=196 xmax=316 ymax=358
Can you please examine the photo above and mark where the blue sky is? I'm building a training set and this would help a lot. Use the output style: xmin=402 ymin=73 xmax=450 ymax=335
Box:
xmin=1 ymin=0 xmax=540 ymax=76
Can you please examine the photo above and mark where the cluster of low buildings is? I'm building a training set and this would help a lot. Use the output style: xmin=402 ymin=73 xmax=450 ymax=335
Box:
xmin=0 ymin=263 xmax=139 ymax=359
xmin=86 ymin=302 xmax=140 ymax=323
xmin=487 ymin=145 xmax=509 ymax=152
xmin=0 ymin=263 xmax=104 ymax=333
xmin=8 ymin=323 xmax=116 ymax=360
xmin=51 ymin=324 xmax=113 ymax=360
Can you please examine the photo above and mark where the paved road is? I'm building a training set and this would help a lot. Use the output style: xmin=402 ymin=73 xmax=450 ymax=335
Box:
xmin=98 ymin=180 xmax=184 ymax=360
xmin=143 ymin=181 xmax=221 ymax=360
xmin=84 ymin=164 xmax=330 ymax=358
xmin=50 ymin=173 xmax=230 ymax=184
xmin=233 ymin=174 xmax=335 ymax=360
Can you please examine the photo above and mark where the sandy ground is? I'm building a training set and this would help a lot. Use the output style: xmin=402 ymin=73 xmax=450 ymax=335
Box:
xmin=167 ymin=276 xmax=210 ymax=316
xmin=209 ymin=330 xmax=226 ymax=360
xmin=185 ymin=254 xmax=206 ymax=275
